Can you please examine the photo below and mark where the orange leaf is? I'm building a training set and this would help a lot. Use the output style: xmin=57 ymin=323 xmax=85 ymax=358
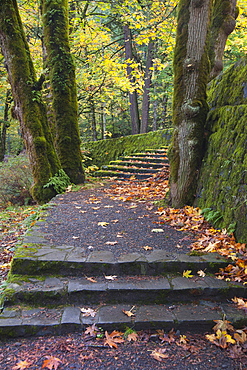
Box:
xmin=42 ymin=356 xmax=62 ymax=370
xmin=104 ymin=330 xmax=124 ymax=348
xmin=13 ymin=360 xmax=33 ymax=370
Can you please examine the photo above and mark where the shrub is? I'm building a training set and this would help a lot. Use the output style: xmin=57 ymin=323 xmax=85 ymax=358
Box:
xmin=0 ymin=154 xmax=33 ymax=208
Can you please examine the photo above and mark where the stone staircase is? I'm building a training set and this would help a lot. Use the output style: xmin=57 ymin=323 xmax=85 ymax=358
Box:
xmin=0 ymin=155 xmax=246 ymax=338
xmin=1 ymin=231 xmax=246 ymax=338
xmin=92 ymin=147 xmax=169 ymax=180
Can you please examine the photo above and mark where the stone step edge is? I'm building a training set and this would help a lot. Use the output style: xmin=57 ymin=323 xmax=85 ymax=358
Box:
xmin=10 ymin=249 xmax=230 ymax=276
xmin=0 ymin=302 xmax=246 ymax=338
xmin=4 ymin=275 xmax=246 ymax=307
xmin=119 ymin=156 xmax=169 ymax=163
xmin=92 ymin=171 xmax=155 ymax=179
xmin=109 ymin=161 xmax=166 ymax=168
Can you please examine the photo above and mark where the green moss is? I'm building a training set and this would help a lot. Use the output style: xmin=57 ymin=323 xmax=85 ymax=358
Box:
xmin=82 ymin=129 xmax=172 ymax=168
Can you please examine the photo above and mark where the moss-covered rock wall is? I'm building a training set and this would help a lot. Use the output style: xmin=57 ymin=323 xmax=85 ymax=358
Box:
xmin=82 ymin=129 xmax=172 ymax=168
xmin=196 ymin=57 xmax=247 ymax=242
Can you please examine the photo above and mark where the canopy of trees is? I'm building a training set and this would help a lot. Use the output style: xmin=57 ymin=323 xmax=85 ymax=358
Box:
xmin=0 ymin=0 xmax=246 ymax=204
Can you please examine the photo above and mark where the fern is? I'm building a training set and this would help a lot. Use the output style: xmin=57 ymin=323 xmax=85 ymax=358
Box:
xmin=44 ymin=169 xmax=71 ymax=194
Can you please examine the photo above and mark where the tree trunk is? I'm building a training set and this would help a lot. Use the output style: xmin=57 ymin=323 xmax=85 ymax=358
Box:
xmin=170 ymin=0 xmax=212 ymax=207
xmin=140 ymin=41 xmax=154 ymax=133
xmin=209 ymin=0 xmax=238 ymax=80
xmin=90 ymin=100 xmax=97 ymax=141
xmin=0 ymin=0 xmax=60 ymax=203
xmin=123 ymin=24 xmax=140 ymax=135
xmin=41 ymin=0 xmax=84 ymax=184
xmin=0 ymin=89 xmax=11 ymax=161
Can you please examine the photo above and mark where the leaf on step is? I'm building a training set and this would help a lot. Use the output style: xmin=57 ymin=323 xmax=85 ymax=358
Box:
xmin=104 ymin=275 xmax=117 ymax=280
xmin=122 ymin=309 xmax=135 ymax=317
xmin=232 ymin=297 xmax=247 ymax=313
xmin=81 ymin=307 xmax=97 ymax=317
xmin=104 ymin=330 xmax=124 ymax=348
xmin=86 ymin=277 xmax=97 ymax=283
xmin=151 ymin=228 xmax=164 ymax=233
xmin=197 ymin=270 xmax=206 ymax=277
xmin=182 ymin=270 xmax=194 ymax=278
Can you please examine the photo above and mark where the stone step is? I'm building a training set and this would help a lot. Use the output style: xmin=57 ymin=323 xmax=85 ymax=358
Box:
xmin=4 ymin=274 xmax=246 ymax=308
xmin=109 ymin=161 xmax=165 ymax=169
xmin=101 ymin=165 xmax=160 ymax=174
xmin=91 ymin=170 xmax=156 ymax=179
xmin=10 ymin=247 xmax=230 ymax=277
xmin=119 ymin=156 xmax=169 ymax=164
xmin=1 ymin=301 xmax=246 ymax=338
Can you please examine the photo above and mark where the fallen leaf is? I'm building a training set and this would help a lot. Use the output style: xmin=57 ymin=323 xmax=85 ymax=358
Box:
xmin=232 ymin=297 xmax=247 ymax=313
xmin=197 ymin=270 xmax=206 ymax=277
xmin=142 ymin=246 xmax=153 ymax=251
xmin=42 ymin=356 xmax=62 ymax=370
xmin=150 ymin=348 xmax=169 ymax=361
xmin=13 ymin=360 xmax=33 ymax=370
xmin=86 ymin=277 xmax=97 ymax=283
xmin=81 ymin=307 xmax=97 ymax=317
xmin=104 ymin=330 xmax=124 ymax=348
xmin=212 ymin=320 xmax=235 ymax=332
xmin=104 ymin=275 xmax=117 ymax=280
xmin=182 ymin=270 xmax=194 ymax=278
xmin=84 ymin=324 xmax=99 ymax=337
xmin=98 ymin=222 xmax=109 ymax=227
xmin=127 ymin=332 xmax=139 ymax=342
xmin=72 ymin=236 xmax=79 ymax=239
xmin=105 ymin=241 xmax=118 ymax=245
xmin=111 ymin=219 xmax=119 ymax=223
xmin=151 ymin=228 xmax=164 ymax=233
xmin=122 ymin=309 xmax=135 ymax=317
xmin=92 ymin=207 xmax=100 ymax=210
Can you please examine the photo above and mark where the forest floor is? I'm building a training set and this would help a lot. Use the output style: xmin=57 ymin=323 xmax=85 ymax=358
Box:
xmin=0 ymin=176 xmax=246 ymax=369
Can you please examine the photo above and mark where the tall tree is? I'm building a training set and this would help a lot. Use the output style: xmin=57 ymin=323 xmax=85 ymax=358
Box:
xmin=41 ymin=0 xmax=84 ymax=184
xmin=124 ymin=24 xmax=141 ymax=134
xmin=0 ymin=0 xmax=61 ymax=203
xmin=169 ymin=0 xmax=237 ymax=208
xmin=0 ymin=0 xmax=85 ymax=203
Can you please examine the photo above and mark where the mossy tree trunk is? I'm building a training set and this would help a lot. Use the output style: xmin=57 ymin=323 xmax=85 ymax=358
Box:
xmin=140 ymin=41 xmax=155 ymax=134
xmin=209 ymin=0 xmax=238 ymax=80
xmin=41 ymin=0 xmax=84 ymax=184
xmin=170 ymin=0 xmax=237 ymax=208
xmin=170 ymin=0 xmax=212 ymax=207
xmin=0 ymin=0 xmax=61 ymax=204
xmin=0 ymin=89 xmax=11 ymax=162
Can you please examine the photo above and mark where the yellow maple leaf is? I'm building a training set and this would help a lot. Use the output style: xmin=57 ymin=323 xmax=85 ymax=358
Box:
xmin=98 ymin=222 xmax=109 ymax=227
xmin=182 ymin=270 xmax=194 ymax=278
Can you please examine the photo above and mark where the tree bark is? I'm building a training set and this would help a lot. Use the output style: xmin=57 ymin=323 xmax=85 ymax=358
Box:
xmin=0 ymin=89 xmax=11 ymax=161
xmin=170 ymin=0 xmax=212 ymax=207
xmin=140 ymin=41 xmax=154 ymax=133
xmin=41 ymin=0 xmax=84 ymax=184
xmin=123 ymin=24 xmax=141 ymax=135
xmin=209 ymin=0 xmax=238 ymax=80
xmin=0 ymin=0 xmax=60 ymax=203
